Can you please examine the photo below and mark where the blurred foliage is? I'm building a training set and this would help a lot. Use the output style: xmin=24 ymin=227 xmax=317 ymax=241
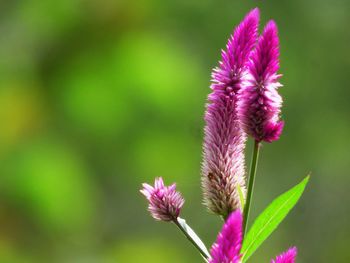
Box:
xmin=0 ymin=0 xmax=350 ymax=262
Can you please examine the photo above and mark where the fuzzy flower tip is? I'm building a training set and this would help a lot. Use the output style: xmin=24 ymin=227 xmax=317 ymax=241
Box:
xmin=271 ymin=247 xmax=297 ymax=263
xmin=202 ymin=8 xmax=259 ymax=217
xmin=210 ymin=211 xmax=298 ymax=263
xmin=238 ymin=20 xmax=284 ymax=143
xmin=210 ymin=210 xmax=243 ymax=263
xmin=140 ymin=177 xmax=184 ymax=222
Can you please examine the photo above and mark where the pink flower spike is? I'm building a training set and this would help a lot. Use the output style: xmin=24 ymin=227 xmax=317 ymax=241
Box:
xmin=202 ymin=8 xmax=259 ymax=217
xmin=140 ymin=177 xmax=184 ymax=222
xmin=210 ymin=210 xmax=243 ymax=263
xmin=271 ymin=247 xmax=297 ymax=263
xmin=238 ymin=20 xmax=284 ymax=143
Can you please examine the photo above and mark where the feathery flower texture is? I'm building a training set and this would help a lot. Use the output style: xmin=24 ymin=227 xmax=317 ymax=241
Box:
xmin=202 ymin=8 xmax=259 ymax=217
xmin=238 ymin=20 xmax=284 ymax=143
xmin=210 ymin=210 xmax=243 ymax=263
xmin=210 ymin=210 xmax=297 ymax=263
xmin=140 ymin=177 xmax=184 ymax=221
xmin=271 ymin=247 xmax=297 ymax=263
xmin=141 ymin=8 xmax=301 ymax=263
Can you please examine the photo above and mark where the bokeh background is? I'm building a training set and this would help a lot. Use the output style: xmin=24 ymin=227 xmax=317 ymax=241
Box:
xmin=0 ymin=0 xmax=349 ymax=262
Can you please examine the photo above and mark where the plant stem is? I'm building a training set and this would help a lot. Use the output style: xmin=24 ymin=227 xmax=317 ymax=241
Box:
xmin=243 ymin=140 xmax=261 ymax=236
xmin=173 ymin=218 xmax=210 ymax=262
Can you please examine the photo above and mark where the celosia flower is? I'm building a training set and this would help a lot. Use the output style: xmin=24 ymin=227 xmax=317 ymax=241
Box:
xmin=202 ymin=8 xmax=259 ymax=217
xmin=210 ymin=210 xmax=297 ymax=263
xmin=238 ymin=20 xmax=284 ymax=143
xmin=140 ymin=177 xmax=184 ymax=221
xmin=210 ymin=210 xmax=243 ymax=263
xmin=271 ymin=247 xmax=297 ymax=263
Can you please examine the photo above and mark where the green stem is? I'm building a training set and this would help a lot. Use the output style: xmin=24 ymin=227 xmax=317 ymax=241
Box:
xmin=173 ymin=218 xmax=209 ymax=262
xmin=243 ymin=140 xmax=261 ymax=236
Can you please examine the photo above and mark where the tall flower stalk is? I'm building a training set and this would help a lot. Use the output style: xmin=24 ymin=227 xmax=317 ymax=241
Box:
xmin=140 ymin=8 xmax=309 ymax=263
xmin=239 ymin=20 xmax=284 ymax=234
xmin=201 ymin=8 xmax=259 ymax=218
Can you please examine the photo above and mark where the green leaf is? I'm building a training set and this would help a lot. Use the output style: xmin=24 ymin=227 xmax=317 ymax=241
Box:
xmin=176 ymin=217 xmax=210 ymax=261
xmin=241 ymin=175 xmax=310 ymax=262
xmin=237 ymin=184 xmax=245 ymax=210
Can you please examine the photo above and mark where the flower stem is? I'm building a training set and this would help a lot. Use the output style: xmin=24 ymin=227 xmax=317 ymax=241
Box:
xmin=243 ymin=140 xmax=261 ymax=236
xmin=173 ymin=218 xmax=210 ymax=262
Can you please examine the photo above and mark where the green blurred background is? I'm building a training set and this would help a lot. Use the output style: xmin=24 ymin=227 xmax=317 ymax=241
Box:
xmin=0 ymin=0 xmax=349 ymax=262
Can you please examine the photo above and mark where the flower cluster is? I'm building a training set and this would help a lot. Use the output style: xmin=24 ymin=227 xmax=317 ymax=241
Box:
xmin=140 ymin=7 xmax=303 ymax=263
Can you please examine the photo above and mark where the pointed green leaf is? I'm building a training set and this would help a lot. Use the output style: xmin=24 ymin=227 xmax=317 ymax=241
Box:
xmin=177 ymin=217 xmax=210 ymax=261
xmin=241 ymin=175 xmax=310 ymax=262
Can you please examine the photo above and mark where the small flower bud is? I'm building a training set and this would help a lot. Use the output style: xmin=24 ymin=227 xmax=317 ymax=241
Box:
xmin=140 ymin=177 xmax=184 ymax=221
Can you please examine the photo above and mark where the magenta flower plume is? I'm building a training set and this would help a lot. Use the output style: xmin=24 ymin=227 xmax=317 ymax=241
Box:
xmin=210 ymin=210 xmax=243 ymax=263
xmin=140 ymin=177 xmax=184 ymax=221
xmin=238 ymin=20 xmax=284 ymax=143
xmin=202 ymin=8 xmax=259 ymax=217
xmin=271 ymin=247 xmax=297 ymax=263
xmin=210 ymin=211 xmax=298 ymax=263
